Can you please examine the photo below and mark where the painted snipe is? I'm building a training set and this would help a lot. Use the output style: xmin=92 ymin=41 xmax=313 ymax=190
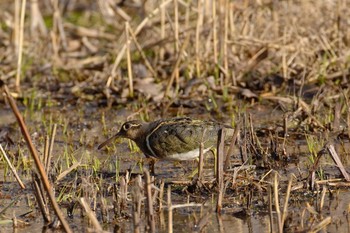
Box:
xmin=98 ymin=117 xmax=233 ymax=171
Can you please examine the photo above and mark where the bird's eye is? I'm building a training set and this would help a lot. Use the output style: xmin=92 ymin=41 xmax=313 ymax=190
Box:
xmin=123 ymin=123 xmax=131 ymax=131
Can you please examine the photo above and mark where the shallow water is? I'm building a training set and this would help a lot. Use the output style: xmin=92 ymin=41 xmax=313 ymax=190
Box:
xmin=1 ymin=103 xmax=350 ymax=232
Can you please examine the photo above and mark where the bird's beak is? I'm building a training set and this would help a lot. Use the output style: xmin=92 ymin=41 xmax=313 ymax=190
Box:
xmin=97 ymin=132 xmax=121 ymax=150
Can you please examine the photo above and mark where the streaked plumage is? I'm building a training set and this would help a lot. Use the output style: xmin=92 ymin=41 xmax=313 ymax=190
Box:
xmin=98 ymin=117 xmax=233 ymax=160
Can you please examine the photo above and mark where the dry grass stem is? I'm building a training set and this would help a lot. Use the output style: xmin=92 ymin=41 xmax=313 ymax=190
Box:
xmin=216 ymin=129 xmax=225 ymax=213
xmin=45 ymin=124 xmax=57 ymax=174
xmin=125 ymin=22 xmax=134 ymax=97
xmin=282 ymin=175 xmax=293 ymax=229
xmin=32 ymin=173 xmax=51 ymax=222
xmin=309 ymin=216 xmax=332 ymax=233
xmin=79 ymin=197 xmax=103 ymax=232
xmin=167 ymin=185 xmax=173 ymax=233
xmin=144 ymin=170 xmax=156 ymax=233
xmin=0 ymin=144 xmax=25 ymax=189
xmin=15 ymin=0 xmax=26 ymax=89
xmin=327 ymin=144 xmax=350 ymax=181
xmin=274 ymin=172 xmax=282 ymax=233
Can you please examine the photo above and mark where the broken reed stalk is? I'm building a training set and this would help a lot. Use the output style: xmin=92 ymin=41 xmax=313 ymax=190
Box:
xmin=224 ymin=122 xmax=241 ymax=171
xmin=198 ymin=141 xmax=204 ymax=181
xmin=32 ymin=173 xmax=51 ymax=222
xmin=55 ymin=161 xmax=81 ymax=182
xmin=309 ymin=216 xmax=332 ymax=233
xmin=319 ymin=185 xmax=326 ymax=212
xmin=144 ymin=170 xmax=156 ymax=233
xmin=268 ymin=185 xmax=273 ymax=233
xmin=15 ymin=0 xmax=26 ymax=89
xmin=79 ymin=198 xmax=103 ymax=231
xmin=45 ymin=124 xmax=57 ymax=174
xmin=326 ymin=144 xmax=350 ymax=181
xmin=159 ymin=180 xmax=165 ymax=228
xmin=167 ymin=185 xmax=173 ymax=233
xmin=273 ymin=172 xmax=283 ymax=233
xmin=3 ymin=86 xmax=72 ymax=233
xmin=132 ymin=175 xmax=142 ymax=233
xmin=281 ymin=175 xmax=293 ymax=229
xmin=125 ymin=22 xmax=134 ymax=98
xmin=0 ymin=144 xmax=25 ymax=189
xmin=216 ymin=129 xmax=225 ymax=213
xmin=119 ymin=177 xmax=127 ymax=211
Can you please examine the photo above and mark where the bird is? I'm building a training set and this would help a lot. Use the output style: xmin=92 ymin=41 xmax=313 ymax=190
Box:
xmin=98 ymin=117 xmax=234 ymax=172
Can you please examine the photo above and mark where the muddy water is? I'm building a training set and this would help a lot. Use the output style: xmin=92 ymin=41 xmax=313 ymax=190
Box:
xmin=1 ymin=104 xmax=350 ymax=232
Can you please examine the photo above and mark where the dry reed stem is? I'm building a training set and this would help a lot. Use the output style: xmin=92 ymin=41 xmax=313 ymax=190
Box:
xmin=319 ymin=185 xmax=326 ymax=212
xmin=167 ymin=185 xmax=173 ymax=233
xmin=223 ymin=0 xmax=229 ymax=81
xmin=159 ymin=0 xmax=166 ymax=60
xmin=309 ymin=216 xmax=332 ymax=233
xmin=13 ymin=0 xmax=20 ymax=52
xmin=212 ymin=0 xmax=217 ymax=64
xmin=128 ymin=27 xmax=157 ymax=77
xmin=164 ymin=33 xmax=190 ymax=98
xmin=15 ymin=0 xmax=26 ymax=90
xmin=144 ymin=170 xmax=155 ymax=233
xmin=55 ymin=161 xmax=81 ymax=182
xmin=79 ymin=198 xmax=103 ymax=232
xmin=111 ymin=0 xmax=173 ymax=77
xmin=281 ymin=175 xmax=293 ymax=229
xmin=273 ymin=172 xmax=282 ymax=233
xmin=224 ymin=122 xmax=241 ymax=171
xmin=125 ymin=22 xmax=134 ymax=98
xmin=45 ymin=124 xmax=57 ymax=174
xmin=3 ymin=86 xmax=72 ymax=233
xmin=326 ymin=144 xmax=350 ymax=181
xmin=173 ymin=0 xmax=179 ymax=52
xmin=52 ymin=0 xmax=67 ymax=49
xmin=198 ymin=141 xmax=204 ymax=181
xmin=195 ymin=0 xmax=203 ymax=78
xmin=30 ymin=0 xmax=47 ymax=36
xmin=216 ymin=129 xmax=225 ymax=214
xmin=32 ymin=173 xmax=51 ymax=222
xmin=268 ymin=185 xmax=273 ymax=233
xmin=0 ymin=144 xmax=25 ymax=189
xmin=132 ymin=175 xmax=142 ymax=233
xmin=43 ymin=136 xmax=49 ymax=171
